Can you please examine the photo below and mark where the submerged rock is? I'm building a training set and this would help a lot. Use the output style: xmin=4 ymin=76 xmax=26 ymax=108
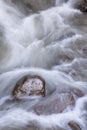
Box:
xmin=71 ymin=88 xmax=84 ymax=97
xmin=12 ymin=75 xmax=45 ymax=98
xmin=34 ymin=92 xmax=75 ymax=115
xmin=23 ymin=0 xmax=55 ymax=11
xmin=68 ymin=121 xmax=81 ymax=130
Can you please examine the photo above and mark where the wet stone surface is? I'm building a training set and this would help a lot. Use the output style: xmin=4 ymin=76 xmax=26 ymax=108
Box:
xmin=23 ymin=0 xmax=55 ymax=11
xmin=68 ymin=121 xmax=81 ymax=130
xmin=80 ymin=4 xmax=87 ymax=12
xmin=71 ymin=88 xmax=84 ymax=97
xmin=12 ymin=75 xmax=45 ymax=98
xmin=74 ymin=0 xmax=87 ymax=12
xmin=34 ymin=92 xmax=75 ymax=115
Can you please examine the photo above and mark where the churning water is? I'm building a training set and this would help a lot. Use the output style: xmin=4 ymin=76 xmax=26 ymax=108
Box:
xmin=0 ymin=0 xmax=87 ymax=130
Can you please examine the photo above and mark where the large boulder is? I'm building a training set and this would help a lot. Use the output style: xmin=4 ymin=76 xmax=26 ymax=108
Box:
xmin=12 ymin=75 xmax=45 ymax=98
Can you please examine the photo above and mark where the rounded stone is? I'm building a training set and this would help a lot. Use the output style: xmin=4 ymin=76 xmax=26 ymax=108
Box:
xmin=12 ymin=75 xmax=45 ymax=98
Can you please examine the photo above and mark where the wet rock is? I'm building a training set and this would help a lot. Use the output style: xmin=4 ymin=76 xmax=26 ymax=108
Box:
xmin=34 ymin=92 xmax=75 ymax=115
xmin=57 ymin=88 xmax=84 ymax=97
xmin=65 ymin=88 xmax=84 ymax=97
xmin=80 ymin=4 xmax=87 ymax=12
xmin=71 ymin=88 xmax=84 ymax=97
xmin=68 ymin=121 xmax=81 ymax=130
xmin=23 ymin=0 xmax=55 ymax=11
xmin=84 ymin=0 xmax=87 ymax=3
xmin=9 ymin=0 xmax=55 ymax=14
xmin=74 ymin=0 xmax=87 ymax=12
xmin=12 ymin=75 xmax=45 ymax=98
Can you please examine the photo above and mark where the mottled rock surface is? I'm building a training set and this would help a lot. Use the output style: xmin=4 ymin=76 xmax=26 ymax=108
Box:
xmin=12 ymin=75 xmax=45 ymax=98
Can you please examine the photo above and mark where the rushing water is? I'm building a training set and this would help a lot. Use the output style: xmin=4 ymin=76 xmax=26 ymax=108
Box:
xmin=0 ymin=0 xmax=87 ymax=130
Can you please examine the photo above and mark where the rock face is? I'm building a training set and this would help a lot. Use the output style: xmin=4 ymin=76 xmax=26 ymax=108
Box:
xmin=80 ymin=4 xmax=87 ymax=12
xmin=68 ymin=121 xmax=81 ymax=130
xmin=12 ymin=75 xmax=45 ymax=98
xmin=34 ymin=92 xmax=75 ymax=115
xmin=23 ymin=0 xmax=55 ymax=11
xmin=74 ymin=0 xmax=87 ymax=12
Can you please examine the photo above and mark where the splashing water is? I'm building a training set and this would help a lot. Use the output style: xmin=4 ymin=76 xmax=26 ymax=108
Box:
xmin=0 ymin=0 xmax=87 ymax=130
xmin=56 ymin=0 xmax=68 ymax=6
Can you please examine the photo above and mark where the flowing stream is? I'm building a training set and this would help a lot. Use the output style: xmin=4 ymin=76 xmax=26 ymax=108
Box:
xmin=0 ymin=0 xmax=87 ymax=130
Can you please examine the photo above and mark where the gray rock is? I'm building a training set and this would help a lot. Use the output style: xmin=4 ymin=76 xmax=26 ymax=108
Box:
xmin=23 ymin=0 xmax=55 ymax=11
xmin=34 ymin=92 xmax=75 ymax=115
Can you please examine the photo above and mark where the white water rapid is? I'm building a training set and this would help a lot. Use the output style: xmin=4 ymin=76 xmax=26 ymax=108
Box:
xmin=0 ymin=0 xmax=87 ymax=130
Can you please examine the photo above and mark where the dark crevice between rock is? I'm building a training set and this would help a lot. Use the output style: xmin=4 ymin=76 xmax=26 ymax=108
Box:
xmin=74 ymin=0 xmax=87 ymax=12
